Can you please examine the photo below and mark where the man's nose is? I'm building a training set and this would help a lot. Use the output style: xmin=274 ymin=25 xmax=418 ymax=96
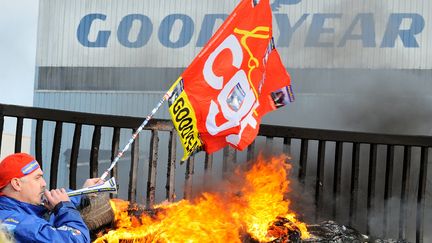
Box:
xmin=41 ymin=178 xmax=47 ymax=187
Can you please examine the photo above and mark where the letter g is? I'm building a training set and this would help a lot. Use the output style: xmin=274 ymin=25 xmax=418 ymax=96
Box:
xmin=77 ymin=14 xmax=111 ymax=47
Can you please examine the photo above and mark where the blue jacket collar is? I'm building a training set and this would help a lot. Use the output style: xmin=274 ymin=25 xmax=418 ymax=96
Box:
xmin=0 ymin=196 xmax=47 ymax=217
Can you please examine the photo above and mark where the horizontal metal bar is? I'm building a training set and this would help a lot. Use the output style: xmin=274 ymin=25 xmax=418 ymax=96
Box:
xmin=0 ymin=103 xmax=173 ymax=131
xmin=2 ymin=103 xmax=432 ymax=147
xmin=259 ymin=124 xmax=432 ymax=147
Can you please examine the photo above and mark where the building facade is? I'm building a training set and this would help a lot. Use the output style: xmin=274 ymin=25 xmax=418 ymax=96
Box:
xmin=34 ymin=0 xmax=432 ymax=204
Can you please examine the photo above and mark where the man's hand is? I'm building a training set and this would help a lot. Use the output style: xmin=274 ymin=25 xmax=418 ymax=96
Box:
xmin=44 ymin=188 xmax=70 ymax=211
xmin=82 ymin=178 xmax=103 ymax=188
xmin=81 ymin=178 xmax=104 ymax=199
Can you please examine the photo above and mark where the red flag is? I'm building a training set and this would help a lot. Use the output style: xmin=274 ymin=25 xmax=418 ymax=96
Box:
xmin=168 ymin=0 xmax=294 ymax=160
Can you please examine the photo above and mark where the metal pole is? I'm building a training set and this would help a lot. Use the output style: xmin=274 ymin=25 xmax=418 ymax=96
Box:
xmin=100 ymin=89 xmax=174 ymax=181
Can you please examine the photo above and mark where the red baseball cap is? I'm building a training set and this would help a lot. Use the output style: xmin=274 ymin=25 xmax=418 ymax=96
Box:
xmin=0 ymin=153 xmax=41 ymax=190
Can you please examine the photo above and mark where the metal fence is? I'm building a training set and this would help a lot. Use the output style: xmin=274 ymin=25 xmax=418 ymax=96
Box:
xmin=0 ymin=103 xmax=430 ymax=242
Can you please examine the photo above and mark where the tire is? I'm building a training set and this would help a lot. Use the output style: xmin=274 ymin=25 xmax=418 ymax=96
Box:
xmin=79 ymin=193 xmax=114 ymax=231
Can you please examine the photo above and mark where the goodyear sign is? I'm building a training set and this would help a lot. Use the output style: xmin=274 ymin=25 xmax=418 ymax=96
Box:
xmin=37 ymin=0 xmax=431 ymax=68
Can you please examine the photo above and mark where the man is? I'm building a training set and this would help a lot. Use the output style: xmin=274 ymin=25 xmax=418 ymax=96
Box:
xmin=0 ymin=153 xmax=100 ymax=243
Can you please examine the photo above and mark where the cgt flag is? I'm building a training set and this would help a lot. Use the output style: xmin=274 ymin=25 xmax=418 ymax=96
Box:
xmin=168 ymin=0 xmax=294 ymax=161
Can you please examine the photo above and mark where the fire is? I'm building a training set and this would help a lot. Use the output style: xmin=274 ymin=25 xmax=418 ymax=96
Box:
xmin=95 ymin=155 xmax=309 ymax=242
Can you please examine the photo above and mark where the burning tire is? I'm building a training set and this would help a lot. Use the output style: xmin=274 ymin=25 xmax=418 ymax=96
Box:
xmin=79 ymin=193 xmax=114 ymax=231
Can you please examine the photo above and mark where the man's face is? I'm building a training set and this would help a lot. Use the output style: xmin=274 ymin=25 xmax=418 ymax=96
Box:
xmin=19 ymin=168 xmax=47 ymax=205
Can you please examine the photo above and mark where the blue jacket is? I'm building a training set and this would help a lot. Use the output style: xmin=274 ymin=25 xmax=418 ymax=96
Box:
xmin=0 ymin=196 xmax=90 ymax=243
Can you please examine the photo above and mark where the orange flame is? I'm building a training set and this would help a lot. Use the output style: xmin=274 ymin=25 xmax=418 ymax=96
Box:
xmin=95 ymin=155 xmax=309 ymax=242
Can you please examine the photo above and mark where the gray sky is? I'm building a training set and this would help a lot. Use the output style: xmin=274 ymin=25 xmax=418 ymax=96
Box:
xmin=0 ymin=1 xmax=39 ymax=106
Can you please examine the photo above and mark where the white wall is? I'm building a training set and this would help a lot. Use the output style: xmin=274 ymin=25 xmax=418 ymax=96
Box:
xmin=37 ymin=0 xmax=432 ymax=69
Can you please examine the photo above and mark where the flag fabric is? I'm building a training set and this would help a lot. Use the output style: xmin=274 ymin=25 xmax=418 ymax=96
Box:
xmin=168 ymin=0 xmax=294 ymax=161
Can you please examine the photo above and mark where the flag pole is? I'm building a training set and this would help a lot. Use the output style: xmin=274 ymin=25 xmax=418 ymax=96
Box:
xmin=100 ymin=89 xmax=174 ymax=181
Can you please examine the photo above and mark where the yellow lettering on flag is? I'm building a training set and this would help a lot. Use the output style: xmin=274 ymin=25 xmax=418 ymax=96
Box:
xmin=234 ymin=26 xmax=270 ymax=115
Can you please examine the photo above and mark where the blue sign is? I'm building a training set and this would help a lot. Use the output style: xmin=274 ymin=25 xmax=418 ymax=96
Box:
xmin=77 ymin=5 xmax=425 ymax=49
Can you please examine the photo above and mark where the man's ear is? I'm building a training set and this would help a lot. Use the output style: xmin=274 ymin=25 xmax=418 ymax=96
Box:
xmin=10 ymin=178 xmax=22 ymax=192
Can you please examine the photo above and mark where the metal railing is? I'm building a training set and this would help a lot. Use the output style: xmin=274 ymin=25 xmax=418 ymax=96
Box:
xmin=0 ymin=103 xmax=430 ymax=242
